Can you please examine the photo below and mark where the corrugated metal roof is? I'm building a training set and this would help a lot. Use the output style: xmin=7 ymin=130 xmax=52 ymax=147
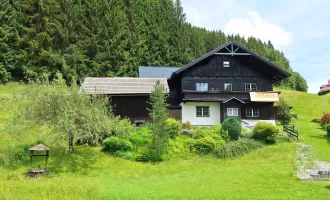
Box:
xmin=81 ymin=77 xmax=169 ymax=95
xmin=171 ymin=40 xmax=291 ymax=80
xmin=139 ymin=66 xmax=180 ymax=78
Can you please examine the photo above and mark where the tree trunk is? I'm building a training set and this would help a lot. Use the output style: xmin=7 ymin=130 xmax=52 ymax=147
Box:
xmin=69 ymin=131 xmax=74 ymax=153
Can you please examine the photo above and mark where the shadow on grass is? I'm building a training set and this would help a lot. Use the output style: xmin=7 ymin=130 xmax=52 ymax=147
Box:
xmin=48 ymin=146 xmax=99 ymax=175
xmin=325 ymin=185 xmax=330 ymax=190
xmin=310 ymin=135 xmax=330 ymax=146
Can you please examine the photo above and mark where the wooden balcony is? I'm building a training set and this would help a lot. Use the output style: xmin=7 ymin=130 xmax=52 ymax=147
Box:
xmin=182 ymin=90 xmax=250 ymax=102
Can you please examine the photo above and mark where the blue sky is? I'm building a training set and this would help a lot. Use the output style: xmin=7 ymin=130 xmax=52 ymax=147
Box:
xmin=181 ymin=0 xmax=330 ymax=93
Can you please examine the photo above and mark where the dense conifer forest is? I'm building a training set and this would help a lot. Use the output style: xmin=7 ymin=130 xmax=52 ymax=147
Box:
xmin=0 ymin=0 xmax=307 ymax=91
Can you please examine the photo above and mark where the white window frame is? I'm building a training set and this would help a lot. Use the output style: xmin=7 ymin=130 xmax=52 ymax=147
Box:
xmin=227 ymin=108 xmax=238 ymax=117
xmin=223 ymin=61 xmax=230 ymax=67
xmin=245 ymin=83 xmax=257 ymax=91
xmin=196 ymin=83 xmax=208 ymax=91
xmin=246 ymin=108 xmax=259 ymax=117
xmin=196 ymin=106 xmax=210 ymax=117
xmin=224 ymin=83 xmax=232 ymax=91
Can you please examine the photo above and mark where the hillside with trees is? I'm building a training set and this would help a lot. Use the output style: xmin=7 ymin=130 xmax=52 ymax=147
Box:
xmin=0 ymin=0 xmax=307 ymax=92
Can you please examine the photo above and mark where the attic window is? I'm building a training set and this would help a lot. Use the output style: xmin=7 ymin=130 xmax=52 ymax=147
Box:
xmin=223 ymin=61 xmax=230 ymax=67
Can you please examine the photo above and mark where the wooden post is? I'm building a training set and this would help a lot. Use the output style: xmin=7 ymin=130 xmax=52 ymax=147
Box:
xmin=30 ymin=150 xmax=33 ymax=169
xmin=45 ymin=150 xmax=49 ymax=169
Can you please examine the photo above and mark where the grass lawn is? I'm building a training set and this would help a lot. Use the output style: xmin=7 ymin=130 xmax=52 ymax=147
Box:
xmin=1 ymin=85 xmax=330 ymax=199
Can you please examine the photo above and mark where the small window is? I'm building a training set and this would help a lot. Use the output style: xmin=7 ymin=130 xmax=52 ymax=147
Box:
xmin=246 ymin=108 xmax=259 ymax=117
xmin=196 ymin=106 xmax=209 ymax=117
xmin=196 ymin=83 xmax=208 ymax=91
xmin=245 ymin=83 xmax=257 ymax=91
xmin=224 ymin=83 xmax=232 ymax=91
xmin=223 ymin=61 xmax=230 ymax=67
xmin=227 ymin=108 xmax=238 ymax=116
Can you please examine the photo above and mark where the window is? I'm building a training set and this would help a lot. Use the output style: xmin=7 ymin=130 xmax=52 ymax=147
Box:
xmin=223 ymin=61 xmax=230 ymax=67
xmin=227 ymin=108 xmax=238 ymax=116
xmin=224 ymin=83 xmax=232 ymax=91
xmin=245 ymin=83 xmax=257 ymax=91
xmin=246 ymin=108 xmax=259 ymax=117
xmin=196 ymin=83 xmax=208 ymax=91
xmin=196 ymin=106 xmax=209 ymax=117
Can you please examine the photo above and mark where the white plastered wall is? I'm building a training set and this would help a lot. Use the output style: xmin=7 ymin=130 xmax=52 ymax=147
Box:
xmin=181 ymin=102 xmax=220 ymax=126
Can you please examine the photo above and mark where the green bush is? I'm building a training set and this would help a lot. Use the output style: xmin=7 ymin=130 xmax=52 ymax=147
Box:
xmin=240 ymin=128 xmax=253 ymax=138
xmin=102 ymin=136 xmax=132 ymax=153
xmin=318 ymin=90 xmax=330 ymax=96
xmin=327 ymin=125 xmax=330 ymax=137
xmin=165 ymin=118 xmax=182 ymax=138
xmin=192 ymin=128 xmax=207 ymax=139
xmin=277 ymin=98 xmax=292 ymax=125
xmin=221 ymin=118 xmax=241 ymax=140
xmin=182 ymin=129 xmax=194 ymax=137
xmin=135 ymin=147 xmax=150 ymax=162
xmin=183 ymin=121 xmax=192 ymax=129
xmin=214 ymin=138 xmax=264 ymax=159
xmin=193 ymin=136 xmax=216 ymax=154
xmin=114 ymin=118 xmax=135 ymax=139
xmin=252 ymin=122 xmax=279 ymax=144
xmin=129 ymin=127 xmax=152 ymax=147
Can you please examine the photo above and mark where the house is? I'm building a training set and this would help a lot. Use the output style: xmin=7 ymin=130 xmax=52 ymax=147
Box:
xmin=81 ymin=41 xmax=291 ymax=128
xmin=320 ymin=79 xmax=330 ymax=92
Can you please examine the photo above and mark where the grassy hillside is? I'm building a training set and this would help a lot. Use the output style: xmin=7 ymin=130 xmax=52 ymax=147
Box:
xmin=0 ymin=84 xmax=330 ymax=199
xmin=277 ymin=88 xmax=330 ymax=161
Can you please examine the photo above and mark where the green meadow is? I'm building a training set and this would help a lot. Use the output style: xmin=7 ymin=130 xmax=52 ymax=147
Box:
xmin=1 ymin=84 xmax=330 ymax=200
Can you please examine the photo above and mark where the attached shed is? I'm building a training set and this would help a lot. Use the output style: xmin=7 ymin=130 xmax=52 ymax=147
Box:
xmin=81 ymin=77 xmax=169 ymax=124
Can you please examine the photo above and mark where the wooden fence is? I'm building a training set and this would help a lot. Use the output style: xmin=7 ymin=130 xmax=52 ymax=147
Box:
xmin=283 ymin=125 xmax=299 ymax=141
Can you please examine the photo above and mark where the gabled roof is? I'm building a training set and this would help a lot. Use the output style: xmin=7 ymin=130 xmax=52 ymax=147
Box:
xmin=170 ymin=40 xmax=291 ymax=82
xmin=222 ymin=97 xmax=246 ymax=104
xmin=81 ymin=77 xmax=168 ymax=95
xmin=139 ymin=66 xmax=179 ymax=78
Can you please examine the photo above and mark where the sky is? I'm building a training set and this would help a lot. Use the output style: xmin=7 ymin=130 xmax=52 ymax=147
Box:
xmin=181 ymin=0 xmax=330 ymax=93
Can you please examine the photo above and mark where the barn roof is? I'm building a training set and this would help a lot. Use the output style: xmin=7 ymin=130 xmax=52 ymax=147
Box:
xmin=170 ymin=40 xmax=291 ymax=82
xmin=81 ymin=77 xmax=168 ymax=95
xmin=139 ymin=66 xmax=179 ymax=78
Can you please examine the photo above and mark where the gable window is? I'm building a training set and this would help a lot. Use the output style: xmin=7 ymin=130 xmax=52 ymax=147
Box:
xmin=196 ymin=83 xmax=208 ymax=91
xmin=246 ymin=108 xmax=259 ymax=117
xmin=227 ymin=108 xmax=238 ymax=116
xmin=245 ymin=83 xmax=257 ymax=91
xmin=223 ymin=61 xmax=230 ymax=67
xmin=224 ymin=83 xmax=232 ymax=91
xmin=196 ymin=106 xmax=209 ymax=117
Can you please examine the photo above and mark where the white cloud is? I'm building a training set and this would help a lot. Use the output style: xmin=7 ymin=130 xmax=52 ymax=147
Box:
xmin=224 ymin=11 xmax=292 ymax=50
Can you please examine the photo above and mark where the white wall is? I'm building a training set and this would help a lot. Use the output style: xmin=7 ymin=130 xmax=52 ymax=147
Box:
xmin=181 ymin=102 xmax=220 ymax=126
xmin=241 ymin=120 xmax=276 ymax=129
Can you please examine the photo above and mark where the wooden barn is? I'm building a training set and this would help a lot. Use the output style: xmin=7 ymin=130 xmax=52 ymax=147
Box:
xmin=81 ymin=41 xmax=291 ymax=128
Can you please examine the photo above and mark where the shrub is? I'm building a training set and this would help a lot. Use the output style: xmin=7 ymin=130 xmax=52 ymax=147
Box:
xmin=277 ymin=98 xmax=292 ymax=125
xmin=102 ymin=136 xmax=132 ymax=153
xmin=135 ymin=147 xmax=150 ymax=162
xmin=327 ymin=125 xmax=330 ymax=137
xmin=193 ymin=136 xmax=216 ymax=155
xmin=221 ymin=118 xmax=241 ymax=140
xmin=129 ymin=127 xmax=152 ymax=147
xmin=240 ymin=128 xmax=253 ymax=138
xmin=252 ymin=122 xmax=279 ymax=144
xmin=182 ymin=129 xmax=194 ymax=137
xmin=192 ymin=128 xmax=207 ymax=139
xmin=183 ymin=121 xmax=192 ymax=129
xmin=114 ymin=118 xmax=135 ymax=139
xmin=214 ymin=138 xmax=264 ymax=159
xmin=318 ymin=90 xmax=330 ymax=96
xmin=320 ymin=113 xmax=330 ymax=129
xmin=165 ymin=118 xmax=182 ymax=138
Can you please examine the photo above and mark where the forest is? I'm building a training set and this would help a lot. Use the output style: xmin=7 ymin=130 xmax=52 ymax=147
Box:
xmin=0 ymin=0 xmax=307 ymax=92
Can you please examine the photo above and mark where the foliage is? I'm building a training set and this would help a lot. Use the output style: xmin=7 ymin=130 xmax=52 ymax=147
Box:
xmin=0 ymin=0 xmax=306 ymax=91
xmin=252 ymin=122 xmax=279 ymax=144
xmin=102 ymin=137 xmax=132 ymax=153
xmin=320 ymin=113 xmax=330 ymax=129
xmin=318 ymin=90 xmax=330 ymax=96
xmin=165 ymin=118 xmax=182 ymax=138
xmin=277 ymin=98 xmax=292 ymax=125
xmin=182 ymin=121 xmax=192 ymax=129
xmin=148 ymin=80 xmax=169 ymax=161
xmin=240 ymin=128 xmax=253 ymax=138
xmin=193 ymin=136 xmax=216 ymax=155
xmin=135 ymin=147 xmax=150 ymax=162
xmin=221 ymin=118 xmax=241 ymax=140
xmin=18 ymin=73 xmax=117 ymax=152
xmin=129 ymin=127 xmax=152 ymax=147
xmin=114 ymin=118 xmax=135 ymax=139
xmin=214 ymin=138 xmax=264 ymax=159
xmin=327 ymin=125 xmax=330 ymax=137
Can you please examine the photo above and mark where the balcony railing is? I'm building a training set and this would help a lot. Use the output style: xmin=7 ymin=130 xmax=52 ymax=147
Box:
xmin=182 ymin=90 xmax=250 ymax=102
